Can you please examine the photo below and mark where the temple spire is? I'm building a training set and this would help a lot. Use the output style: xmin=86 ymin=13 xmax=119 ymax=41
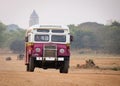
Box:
xmin=29 ymin=10 xmax=39 ymax=27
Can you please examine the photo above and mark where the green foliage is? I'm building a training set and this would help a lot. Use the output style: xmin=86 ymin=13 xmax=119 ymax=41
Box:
xmin=71 ymin=30 xmax=97 ymax=49
xmin=105 ymin=23 xmax=120 ymax=54
xmin=0 ymin=22 xmax=6 ymax=48
xmin=10 ymin=39 xmax=25 ymax=53
xmin=69 ymin=21 xmax=120 ymax=54
xmin=6 ymin=29 xmax=26 ymax=53
xmin=110 ymin=21 xmax=120 ymax=27
xmin=0 ymin=21 xmax=25 ymax=53
xmin=1 ymin=20 xmax=120 ymax=54
xmin=4 ymin=29 xmax=25 ymax=47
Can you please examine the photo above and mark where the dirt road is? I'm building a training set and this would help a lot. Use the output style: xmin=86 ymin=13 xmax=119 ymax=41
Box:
xmin=0 ymin=54 xmax=120 ymax=86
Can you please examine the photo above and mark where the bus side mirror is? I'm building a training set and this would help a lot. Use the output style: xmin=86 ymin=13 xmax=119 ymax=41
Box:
xmin=25 ymin=37 xmax=28 ymax=42
xmin=70 ymin=35 xmax=73 ymax=42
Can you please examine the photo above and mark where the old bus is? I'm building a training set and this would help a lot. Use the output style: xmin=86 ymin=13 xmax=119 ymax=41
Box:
xmin=25 ymin=25 xmax=73 ymax=73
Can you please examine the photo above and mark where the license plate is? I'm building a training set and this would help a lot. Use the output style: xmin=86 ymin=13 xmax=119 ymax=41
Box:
xmin=36 ymin=57 xmax=42 ymax=60
xmin=45 ymin=57 xmax=55 ymax=61
xmin=58 ymin=58 xmax=64 ymax=61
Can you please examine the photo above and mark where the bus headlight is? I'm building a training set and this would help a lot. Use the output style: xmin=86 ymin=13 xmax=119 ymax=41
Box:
xmin=36 ymin=48 xmax=41 ymax=52
xmin=59 ymin=49 xmax=65 ymax=54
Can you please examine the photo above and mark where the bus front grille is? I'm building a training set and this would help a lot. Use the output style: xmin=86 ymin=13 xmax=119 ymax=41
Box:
xmin=43 ymin=45 xmax=57 ymax=57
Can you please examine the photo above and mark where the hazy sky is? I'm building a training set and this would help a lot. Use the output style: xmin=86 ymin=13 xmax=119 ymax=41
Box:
xmin=0 ymin=0 xmax=120 ymax=28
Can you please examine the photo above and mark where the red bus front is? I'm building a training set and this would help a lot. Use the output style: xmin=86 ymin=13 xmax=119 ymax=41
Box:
xmin=25 ymin=26 xmax=72 ymax=73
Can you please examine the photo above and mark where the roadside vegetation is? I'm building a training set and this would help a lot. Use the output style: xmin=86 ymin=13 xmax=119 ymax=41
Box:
xmin=0 ymin=22 xmax=25 ymax=53
xmin=0 ymin=21 xmax=120 ymax=54
xmin=69 ymin=21 xmax=120 ymax=54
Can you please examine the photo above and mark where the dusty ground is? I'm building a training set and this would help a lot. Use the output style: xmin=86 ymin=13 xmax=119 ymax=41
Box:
xmin=0 ymin=53 xmax=120 ymax=86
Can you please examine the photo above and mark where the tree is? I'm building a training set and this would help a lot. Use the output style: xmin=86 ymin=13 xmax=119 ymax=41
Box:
xmin=0 ymin=22 xmax=6 ymax=48
xmin=10 ymin=40 xmax=25 ymax=53
xmin=106 ymin=21 xmax=120 ymax=54
xmin=111 ymin=21 xmax=120 ymax=27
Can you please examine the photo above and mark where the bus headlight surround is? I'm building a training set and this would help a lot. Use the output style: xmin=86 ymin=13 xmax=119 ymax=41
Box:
xmin=59 ymin=49 xmax=65 ymax=54
xmin=36 ymin=48 xmax=41 ymax=52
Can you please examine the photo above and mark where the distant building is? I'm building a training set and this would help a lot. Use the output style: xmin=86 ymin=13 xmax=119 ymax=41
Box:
xmin=29 ymin=10 xmax=39 ymax=27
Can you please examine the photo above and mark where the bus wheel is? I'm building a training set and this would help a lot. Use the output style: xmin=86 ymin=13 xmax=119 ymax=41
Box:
xmin=60 ymin=60 xmax=69 ymax=73
xmin=29 ymin=57 xmax=35 ymax=72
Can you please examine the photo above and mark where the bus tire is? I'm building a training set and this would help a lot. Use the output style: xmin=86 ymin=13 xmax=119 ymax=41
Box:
xmin=29 ymin=57 xmax=35 ymax=72
xmin=60 ymin=60 xmax=69 ymax=73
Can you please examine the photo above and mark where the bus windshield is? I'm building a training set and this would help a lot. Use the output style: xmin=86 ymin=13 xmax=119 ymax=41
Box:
xmin=35 ymin=35 xmax=49 ymax=42
xmin=51 ymin=35 xmax=66 ymax=42
xmin=34 ymin=35 xmax=66 ymax=42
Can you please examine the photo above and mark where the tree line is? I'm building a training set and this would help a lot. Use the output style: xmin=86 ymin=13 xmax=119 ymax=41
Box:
xmin=0 ymin=21 xmax=120 ymax=54
xmin=69 ymin=21 xmax=120 ymax=54
xmin=0 ymin=22 xmax=25 ymax=53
